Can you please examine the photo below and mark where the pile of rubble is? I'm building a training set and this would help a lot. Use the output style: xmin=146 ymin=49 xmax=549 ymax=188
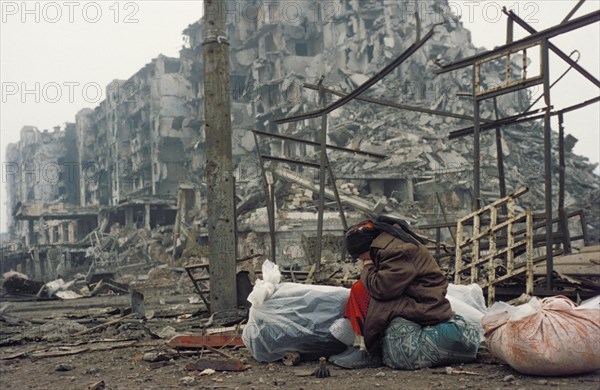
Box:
xmin=230 ymin=0 xmax=600 ymax=244
xmin=2 ymin=0 xmax=598 ymax=284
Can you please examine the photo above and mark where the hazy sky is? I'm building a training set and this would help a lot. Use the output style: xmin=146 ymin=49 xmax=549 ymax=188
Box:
xmin=1 ymin=0 xmax=599 ymax=233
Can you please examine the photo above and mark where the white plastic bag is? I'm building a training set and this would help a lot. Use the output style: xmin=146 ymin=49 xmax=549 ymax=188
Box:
xmin=242 ymin=260 xmax=350 ymax=362
xmin=446 ymin=283 xmax=487 ymax=340
xmin=446 ymin=283 xmax=487 ymax=314
xmin=246 ymin=260 xmax=280 ymax=309
xmin=482 ymin=295 xmax=600 ymax=376
xmin=579 ymin=295 xmax=600 ymax=310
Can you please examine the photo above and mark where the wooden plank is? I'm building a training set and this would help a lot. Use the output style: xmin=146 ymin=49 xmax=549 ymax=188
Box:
xmin=533 ymin=251 xmax=600 ymax=275
xmin=72 ymin=314 xmax=136 ymax=337
xmin=168 ymin=334 xmax=245 ymax=348
xmin=579 ymin=245 xmax=600 ymax=254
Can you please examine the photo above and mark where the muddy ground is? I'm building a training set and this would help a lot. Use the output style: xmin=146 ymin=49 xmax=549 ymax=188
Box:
xmin=1 ymin=289 xmax=599 ymax=390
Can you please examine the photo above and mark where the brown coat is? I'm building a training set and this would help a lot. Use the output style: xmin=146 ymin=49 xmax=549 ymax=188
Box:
xmin=360 ymin=232 xmax=453 ymax=352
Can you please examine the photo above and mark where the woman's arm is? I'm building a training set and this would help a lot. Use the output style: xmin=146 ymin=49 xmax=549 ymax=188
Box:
xmin=360 ymin=243 xmax=418 ymax=301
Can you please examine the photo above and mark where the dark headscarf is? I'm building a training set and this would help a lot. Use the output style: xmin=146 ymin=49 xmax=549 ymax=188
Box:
xmin=345 ymin=215 xmax=427 ymax=258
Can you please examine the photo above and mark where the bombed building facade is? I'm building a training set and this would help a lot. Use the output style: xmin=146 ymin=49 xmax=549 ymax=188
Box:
xmin=3 ymin=0 xmax=599 ymax=279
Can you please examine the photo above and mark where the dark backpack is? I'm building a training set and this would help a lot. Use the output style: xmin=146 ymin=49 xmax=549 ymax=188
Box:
xmin=372 ymin=215 xmax=428 ymax=246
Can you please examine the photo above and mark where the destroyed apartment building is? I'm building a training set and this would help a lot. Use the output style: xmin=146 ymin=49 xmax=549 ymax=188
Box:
xmin=2 ymin=0 xmax=599 ymax=297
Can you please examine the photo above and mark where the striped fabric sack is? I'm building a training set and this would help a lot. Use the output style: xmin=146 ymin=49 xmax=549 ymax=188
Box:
xmin=382 ymin=314 xmax=480 ymax=370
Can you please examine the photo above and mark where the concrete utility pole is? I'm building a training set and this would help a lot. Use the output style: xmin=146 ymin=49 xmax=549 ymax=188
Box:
xmin=203 ymin=0 xmax=237 ymax=313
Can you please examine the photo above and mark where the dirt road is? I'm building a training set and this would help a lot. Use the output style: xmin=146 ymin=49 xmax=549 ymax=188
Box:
xmin=1 ymin=291 xmax=598 ymax=390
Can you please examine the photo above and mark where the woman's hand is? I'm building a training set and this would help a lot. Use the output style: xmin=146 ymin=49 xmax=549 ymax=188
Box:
xmin=361 ymin=259 xmax=374 ymax=268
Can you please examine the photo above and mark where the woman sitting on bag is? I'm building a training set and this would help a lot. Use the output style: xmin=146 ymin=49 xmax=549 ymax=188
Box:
xmin=329 ymin=217 xmax=453 ymax=369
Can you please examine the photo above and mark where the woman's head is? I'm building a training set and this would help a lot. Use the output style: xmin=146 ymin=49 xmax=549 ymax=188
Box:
xmin=345 ymin=220 xmax=381 ymax=259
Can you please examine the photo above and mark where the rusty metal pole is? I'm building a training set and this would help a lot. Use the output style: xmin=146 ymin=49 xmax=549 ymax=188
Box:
xmin=493 ymin=98 xmax=507 ymax=215
xmin=541 ymin=39 xmax=554 ymax=291
xmin=472 ymin=66 xmax=481 ymax=211
xmin=253 ymin=132 xmax=276 ymax=263
xmin=203 ymin=0 xmax=236 ymax=312
xmin=499 ymin=16 xmax=513 ymax=208
xmin=562 ymin=0 xmax=586 ymax=24
xmin=558 ymin=114 xmax=571 ymax=254
xmin=325 ymin=154 xmax=348 ymax=231
xmin=314 ymin=79 xmax=328 ymax=269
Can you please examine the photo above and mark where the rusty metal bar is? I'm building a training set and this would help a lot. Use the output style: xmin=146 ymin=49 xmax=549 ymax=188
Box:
xmin=476 ymin=76 xmax=543 ymax=100
xmin=449 ymin=107 xmax=547 ymax=139
xmin=435 ymin=192 xmax=456 ymax=245
xmin=504 ymin=8 xmax=600 ymax=88
xmin=460 ymin=213 xmax=527 ymax=246
xmin=449 ymin=96 xmax=600 ymax=139
xmin=274 ymin=26 xmax=437 ymax=124
xmin=434 ymin=10 xmax=600 ymax=74
xmin=326 ymin=154 xmax=348 ymax=232
xmin=523 ymin=50 xmax=580 ymax=114
xmin=473 ymin=66 xmax=481 ymax=211
xmin=269 ymin=179 xmax=276 ymax=263
xmin=523 ymin=47 xmax=528 ymax=80
xmin=482 ymin=254 xmax=539 ymax=287
xmin=526 ymin=209 xmax=534 ymax=296
xmin=558 ymin=113 xmax=572 ymax=254
xmin=557 ymin=95 xmax=600 ymax=114
xmin=471 ymin=213 xmax=480 ymax=283
xmin=507 ymin=199 xmax=516 ymax=275
xmin=562 ymin=0 xmax=587 ymax=24
xmin=463 ymin=230 xmax=571 ymax=251
xmin=474 ymin=41 xmax=541 ymax=96
xmin=488 ymin=206 xmax=497 ymax=304
xmin=505 ymin=209 xmax=582 ymax=244
xmin=253 ymin=132 xmax=276 ymax=264
xmin=488 ymin=259 xmax=542 ymax=286
xmin=260 ymin=155 xmax=321 ymax=168
xmin=454 ymin=220 xmax=464 ymax=284
xmin=302 ymin=83 xmax=491 ymax=123
xmin=252 ymin=129 xmax=386 ymax=159
xmin=504 ymin=49 xmax=511 ymax=87
xmin=580 ymin=211 xmax=590 ymax=246
xmin=429 ymin=210 xmax=583 ymax=242
xmin=435 ymin=227 xmax=441 ymax=261
xmin=184 ymin=266 xmax=211 ymax=311
xmin=542 ymin=39 xmax=554 ymax=291
xmin=493 ymin=98 xmax=507 ymax=207
xmin=473 ymin=238 xmax=528 ymax=266
xmin=463 ymin=187 xmax=529 ymax=221
xmin=326 ymin=153 xmax=348 ymax=263
xmin=314 ymin=83 xmax=328 ymax=269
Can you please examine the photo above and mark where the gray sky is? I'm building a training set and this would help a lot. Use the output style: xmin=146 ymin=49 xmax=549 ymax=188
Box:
xmin=1 ymin=0 xmax=599 ymax=233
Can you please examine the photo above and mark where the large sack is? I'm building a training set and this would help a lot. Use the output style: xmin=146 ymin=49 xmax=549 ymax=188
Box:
xmin=482 ymin=295 xmax=600 ymax=376
xmin=382 ymin=314 xmax=480 ymax=370
xmin=242 ymin=260 xmax=349 ymax=362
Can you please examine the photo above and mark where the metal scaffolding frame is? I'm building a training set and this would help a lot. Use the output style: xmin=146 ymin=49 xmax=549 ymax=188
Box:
xmin=252 ymin=7 xmax=598 ymax=287
xmin=434 ymin=6 xmax=600 ymax=291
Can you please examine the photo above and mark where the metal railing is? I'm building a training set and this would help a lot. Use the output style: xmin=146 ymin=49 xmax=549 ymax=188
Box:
xmin=454 ymin=187 xmax=533 ymax=305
